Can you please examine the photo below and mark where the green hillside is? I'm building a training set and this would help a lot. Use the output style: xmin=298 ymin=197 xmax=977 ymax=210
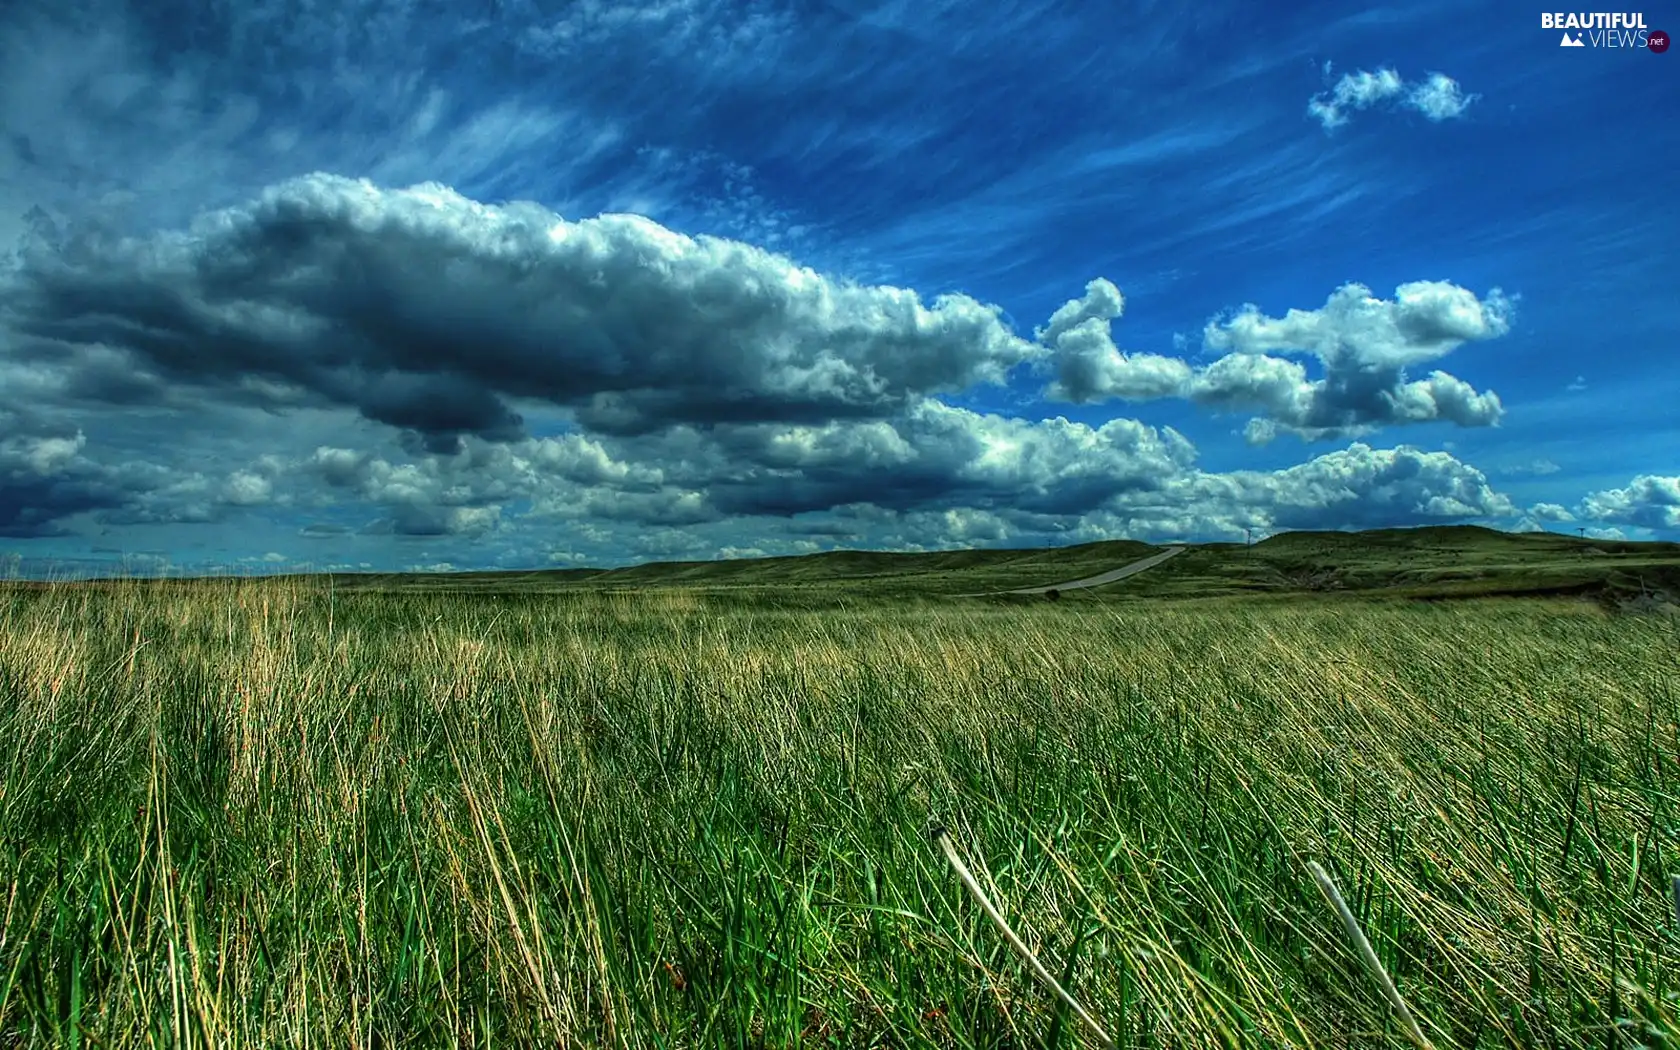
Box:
xmin=308 ymin=525 xmax=1680 ymax=609
xmin=23 ymin=526 xmax=1680 ymax=609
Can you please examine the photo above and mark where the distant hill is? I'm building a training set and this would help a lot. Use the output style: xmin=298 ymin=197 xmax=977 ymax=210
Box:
xmin=20 ymin=526 xmax=1680 ymax=607
xmin=306 ymin=525 xmax=1680 ymax=607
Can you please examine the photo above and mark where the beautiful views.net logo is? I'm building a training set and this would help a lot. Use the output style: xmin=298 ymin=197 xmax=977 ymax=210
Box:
xmin=1541 ymin=11 xmax=1670 ymax=50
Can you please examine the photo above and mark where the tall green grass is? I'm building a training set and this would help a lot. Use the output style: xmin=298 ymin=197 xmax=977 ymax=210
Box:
xmin=0 ymin=580 xmax=1676 ymax=1047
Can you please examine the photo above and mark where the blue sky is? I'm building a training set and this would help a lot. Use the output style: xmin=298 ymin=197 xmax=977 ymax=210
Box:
xmin=1 ymin=0 xmax=1676 ymax=575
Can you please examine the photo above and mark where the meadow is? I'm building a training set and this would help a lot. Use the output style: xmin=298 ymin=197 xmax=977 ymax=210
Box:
xmin=1 ymin=549 xmax=1678 ymax=1047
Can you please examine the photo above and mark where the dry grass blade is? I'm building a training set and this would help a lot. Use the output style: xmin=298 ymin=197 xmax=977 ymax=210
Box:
xmin=931 ymin=824 xmax=1115 ymax=1048
xmin=1307 ymin=860 xmax=1433 ymax=1050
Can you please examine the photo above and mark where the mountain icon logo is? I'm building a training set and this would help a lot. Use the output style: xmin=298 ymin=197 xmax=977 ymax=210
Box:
xmin=1560 ymin=31 xmax=1586 ymax=46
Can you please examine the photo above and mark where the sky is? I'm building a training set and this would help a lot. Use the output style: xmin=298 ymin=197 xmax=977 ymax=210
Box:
xmin=1 ymin=0 xmax=1676 ymax=576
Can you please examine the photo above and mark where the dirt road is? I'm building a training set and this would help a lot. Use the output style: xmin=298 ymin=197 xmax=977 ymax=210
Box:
xmin=969 ymin=545 xmax=1186 ymax=596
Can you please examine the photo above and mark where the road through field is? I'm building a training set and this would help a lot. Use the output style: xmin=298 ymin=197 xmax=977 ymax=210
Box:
xmin=962 ymin=545 xmax=1187 ymax=597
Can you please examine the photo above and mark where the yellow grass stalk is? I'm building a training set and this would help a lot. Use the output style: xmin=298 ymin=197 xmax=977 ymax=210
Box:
xmin=932 ymin=824 xmax=1115 ymax=1048
xmin=1307 ymin=860 xmax=1433 ymax=1050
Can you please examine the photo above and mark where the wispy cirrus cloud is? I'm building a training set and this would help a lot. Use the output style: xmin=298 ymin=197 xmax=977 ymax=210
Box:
xmin=1308 ymin=65 xmax=1478 ymax=130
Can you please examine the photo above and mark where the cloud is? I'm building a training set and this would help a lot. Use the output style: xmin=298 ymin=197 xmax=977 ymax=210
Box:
xmin=0 ymin=406 xmax=262 ymax=536
xmin=1504 ymin=458 xmax=1562 ymax=477
xmin=830 ymin=442 xmax=1516 ymax=551
xmin=1308 ymin=67 xmax=1477 ymax=130
xmin=1567 ymin=375 xmax=1588 ymax=392
xmin=1406 ymin=73 xmax=1478 ymax=121
xmin=1307 ymin=67 xmax=1404 ymax=129
xmin=292 ymin=434 xmax=663 ymax=535
xmin=689 ymin=399 xmax=1201 ymax=518
xmin=1041 ymin=278 xmax=1195 ymax=401
xmin=1578 ymin=475 xmax=1680 ymax=530
xmin=1188 ymin=442 xmax=1515 ymax=531
xmin=265 ymin=397 xmax=1201 ymax=533
xmin=6 ymin=175 xmax=1042 ymax=450
xmin=0 ymin=423 xmax=131 ymax=538
xmin=1045 ymin=279 xmax=1510 ymax=442
xmin=222 ymin=470 xmax=274 ymax=506
xmin=516 ymin=0 xmax=792 ymax=60
xmin=177 ymin=395 xmax=1525 ymax=566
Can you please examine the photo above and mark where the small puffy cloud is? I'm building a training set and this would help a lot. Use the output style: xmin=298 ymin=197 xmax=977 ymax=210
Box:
xmin=1308 ymin=67 xmax=1404 ymax=129
xmin=1309 ymin=67 xmax=1477 ymax=130
xmin=1038 ymin=276 xmax=1127 ymax=344
xmin=1204 ymin=279 xmax=1511 ymax=366
xmin=1041 ymin=279 xmax=1194 ymax=402
xmin=7 ymin=174 xmax=1042 ymax=449
xmin=1045 ymin=279 xmax=1509 ymax=442
xmin=385 ymin=505 xmax=500 ymax=538
xmin=1198 ymin=280 xmax=1510 ymax=440
xmin=1578 ymin=475 xmax=1680 ymax=530
xmin=1407 ymin=73 xmax=1478 ymax=121
xmin=1529 ymin=502 xmax=1575 ymax=522
xmin=566 ymin=489 xmax=717 ymax=527
xmin=222 ymin=470 xmax=274 ymax=506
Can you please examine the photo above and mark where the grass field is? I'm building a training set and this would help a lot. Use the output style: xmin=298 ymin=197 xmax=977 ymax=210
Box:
xmin=2 ymin=530 xmax=1679 ymax=1047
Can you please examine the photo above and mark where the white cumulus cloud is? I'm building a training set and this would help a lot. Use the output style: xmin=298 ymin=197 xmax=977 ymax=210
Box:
xmin=1578 ymin=475 xmax=1680 ymax=530
xmin=1044 ymin=279 xmax=1510 ymax=442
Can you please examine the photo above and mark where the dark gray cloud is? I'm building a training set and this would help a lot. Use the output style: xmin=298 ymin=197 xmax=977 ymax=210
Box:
xmin=6 ymin=172 xmax=1510 ymax=464
xmin=192 ymin=395 xmax=1527 ymax=564
xmin=1 ymin=412 xmax=118 ymax=536
xmin=687 ymin=399 xmax=1197 ymax=517
xmin=0 ymin=474 xmax=128 ymax=537
xmin=6 ymin=174 xmax=1041 ymax=448
xmin=0 ymin=410 xmax=171 ymax=536
xmin=260 ymin=399 xmax=1198 ymax=535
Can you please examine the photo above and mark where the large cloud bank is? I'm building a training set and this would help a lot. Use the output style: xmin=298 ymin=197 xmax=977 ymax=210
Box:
xmin=7 ymin=174 xmax=1041 ymax=450
xmin=0 ymin=175 xmax=1606 ymax=564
